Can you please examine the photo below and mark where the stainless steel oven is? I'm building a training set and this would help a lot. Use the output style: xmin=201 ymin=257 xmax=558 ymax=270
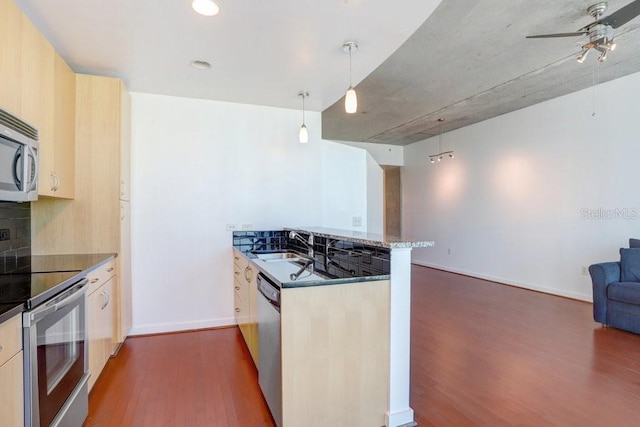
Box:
xmin=23 ymin=278 xmax=89 ymax=427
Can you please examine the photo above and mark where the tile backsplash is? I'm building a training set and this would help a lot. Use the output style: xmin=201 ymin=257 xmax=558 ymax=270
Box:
xmin=233 ymin=229 xmax=391 ymax=279
xmin=0 ymin=202 xmax=31 ymax=274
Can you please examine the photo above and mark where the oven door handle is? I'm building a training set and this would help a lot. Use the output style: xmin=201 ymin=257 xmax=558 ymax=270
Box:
xmin=29 ymin=279 xmax=88 ymax=323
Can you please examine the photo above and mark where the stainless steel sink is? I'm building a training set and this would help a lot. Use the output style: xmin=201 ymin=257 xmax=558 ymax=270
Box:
xmin=254 ymin=252 xmax=309 ymax=263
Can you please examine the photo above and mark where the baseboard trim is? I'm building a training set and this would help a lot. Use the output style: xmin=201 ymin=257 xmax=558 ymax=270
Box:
xmin=411 ymin=260 xmax=592 ymax=302
xmin=128 ymin=317 xmax=236 ymax=336
xmin=386 ymin=408 xmax=415 ymax=427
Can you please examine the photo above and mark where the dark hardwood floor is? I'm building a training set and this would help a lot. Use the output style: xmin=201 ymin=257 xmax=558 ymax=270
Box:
xmin=86 ymin=265 xmax=640 ymax=426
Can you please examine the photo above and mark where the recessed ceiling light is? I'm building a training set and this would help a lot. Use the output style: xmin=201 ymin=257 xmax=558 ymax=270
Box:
xmin=191 ymin=60 xmax=211 ymax=70
xmin=192 ymin=0 xmax=220 ymax=16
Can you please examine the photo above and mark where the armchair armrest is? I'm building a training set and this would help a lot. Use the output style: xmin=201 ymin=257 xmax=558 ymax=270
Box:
xmin=589 ymin=262 xmax=621 ymax=324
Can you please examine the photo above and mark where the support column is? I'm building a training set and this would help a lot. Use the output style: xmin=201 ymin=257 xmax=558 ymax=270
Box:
xmin=386 ymin=247 xmax=416 ymax=427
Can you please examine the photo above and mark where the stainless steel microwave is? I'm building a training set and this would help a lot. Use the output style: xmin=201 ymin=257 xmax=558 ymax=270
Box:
xmin=0 ymin=108 xmax=38 ymax=202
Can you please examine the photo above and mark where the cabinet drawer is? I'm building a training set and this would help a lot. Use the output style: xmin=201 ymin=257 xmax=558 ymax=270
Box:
xmin=87 ymin=259 xmax=117 ymax=295
xmin=0 ymin=314 xmax=22 ymax=367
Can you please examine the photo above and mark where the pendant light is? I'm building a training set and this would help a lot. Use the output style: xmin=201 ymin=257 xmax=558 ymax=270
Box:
xmin=298 ymin=91 xmax=309 ymax=143
xmin=343 ymin=41 xmax=358 ymax=114
xmin=428 ymin=118 xmax=455 ymax=164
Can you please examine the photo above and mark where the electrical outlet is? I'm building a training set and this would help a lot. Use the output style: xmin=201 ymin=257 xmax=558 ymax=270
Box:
xmin=242 ymin=224 xmax=253 ymax=230
xmin=0 ymin=229 xmax=9 ymax=241
xmin=226 ymin=224 xmax=238 ymax=231
xmin=581 ymin=266 xmax=589 ymax=275
xmin=352 ymin=216 xmax=362 ymax=227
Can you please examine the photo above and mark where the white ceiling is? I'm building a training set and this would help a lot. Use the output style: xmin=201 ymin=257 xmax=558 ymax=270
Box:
xmin=16 ymin=0 xmax=443 ymax=112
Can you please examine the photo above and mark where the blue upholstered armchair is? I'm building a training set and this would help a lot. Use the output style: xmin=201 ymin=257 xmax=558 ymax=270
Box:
xmin=589 ymin=238 xmax=640 ymax=334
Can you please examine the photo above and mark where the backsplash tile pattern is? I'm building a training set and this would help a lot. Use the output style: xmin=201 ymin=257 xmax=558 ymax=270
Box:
xmin=233 ymin=231 xmax=287 ymax=254
xmin=234 ymin=229 xmax=391 ymax=279
xmin=0 ymin=202 xmax=31 ymax=274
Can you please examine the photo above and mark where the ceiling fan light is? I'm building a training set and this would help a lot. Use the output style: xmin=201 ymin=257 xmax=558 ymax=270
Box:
xmin=192 ymin=0 xmax=220 ymax=16
xmin=345 ymin=87 xmax=358 ymax=114
xmin=598 ymin=49 xmax=608 ymax=62
xmin=430 ymin=158 xmax=435 ymax=164
xmin=437 ymin=156 xmax=442 ymax=162
xmin=449 ymin=153 xmax=455 ymax=158
xmin=299 ymin=124 xmax=309 ymax=143
xmin=576 ymin=48 xmax=590 ymax=63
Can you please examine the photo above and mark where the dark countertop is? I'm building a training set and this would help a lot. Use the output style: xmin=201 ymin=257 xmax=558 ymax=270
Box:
xmin=0 ymin=302 xmax=25 ymax=324
xmin=0 ymin=253 xmax=117 ymax=325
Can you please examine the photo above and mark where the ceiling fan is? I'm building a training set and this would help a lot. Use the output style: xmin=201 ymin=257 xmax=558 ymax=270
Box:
xmin=527 ymin=1 xmax=640 ymax=63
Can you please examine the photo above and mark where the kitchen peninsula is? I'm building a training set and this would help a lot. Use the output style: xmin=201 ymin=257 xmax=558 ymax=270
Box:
xmin=233 ymin=227 xmax=434 ymax=427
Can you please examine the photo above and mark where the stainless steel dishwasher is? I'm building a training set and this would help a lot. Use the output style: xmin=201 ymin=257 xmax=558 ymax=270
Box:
xmin=257 ymin=273 xmax=282 ymax=427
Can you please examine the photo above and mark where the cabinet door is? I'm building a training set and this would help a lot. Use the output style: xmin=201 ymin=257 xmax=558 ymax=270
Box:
xmin=0 ymin=0 xmax=23 ymax=114
xmin=0 ymin=352 xmax=24 ymax=427
xmin=88 ymin=278 xmax=115 ymax=391
xmin=119 ymin=83 xmax=131 ymax=201
xmin=51 ymin=52 xmax=75 ymax=199
xmin=118 ymin=201 xmax=132 ymax=342
xmin=21 ymin=14 xmax=55 ymax=195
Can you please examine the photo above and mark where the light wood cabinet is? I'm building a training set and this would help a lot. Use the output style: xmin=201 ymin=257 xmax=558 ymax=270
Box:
xmin=0 ymin=1 xmax=75 ymax=198
xmin=0 ymin=0 xmax=23 ymax=115
xmin=280 ymin=280 xmax=390 ymax=427
xmin=32 ymin=75 xmax=132 ymax=346
xmin=232 ymin=249 xmax=258 ymax=365
xmin=0 ymin=314 xmax=24 ymax=427
xmin=87 ymin=261 xmax=117 ymax=391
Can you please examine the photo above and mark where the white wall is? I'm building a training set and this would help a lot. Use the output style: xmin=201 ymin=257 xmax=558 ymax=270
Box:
xmin=130 ymin=93 xmax=371 ymax=334
xmin=403 ymin=71 xmax=640 ymax=301
xmin=336 ymin=140 xmax=404 ymax=166
xmin=366 ymin=153 xmax=384 ymax=234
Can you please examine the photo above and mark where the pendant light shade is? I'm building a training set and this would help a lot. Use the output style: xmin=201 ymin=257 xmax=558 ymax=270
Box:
xmin=298 ymin=91 xmax=309 ymax=143
xmin=299 ymin=124 xmax=309 ymax=143
xmin=345 ymin=86 xmax=357 ymax=114
xmin=343 ymin=41 xmax=358 ymax=114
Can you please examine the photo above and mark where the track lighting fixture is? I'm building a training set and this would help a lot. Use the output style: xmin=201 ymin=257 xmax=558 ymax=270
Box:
xmin=428 ymin=118 xmax=455 ymax=165
xmin=298 ymin=91 xmax=309 ymax=143
xmin=343 ymin=41 xmax=358 ymax=114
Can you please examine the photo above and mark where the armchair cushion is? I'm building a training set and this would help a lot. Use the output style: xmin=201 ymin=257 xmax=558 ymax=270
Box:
xmin=620 ymin=248 xmax=640 ymax=282
xmin=608 ymin=282 xmax=640 ymax=305
xmin=630 ymin=238 xmax=640 ymax=248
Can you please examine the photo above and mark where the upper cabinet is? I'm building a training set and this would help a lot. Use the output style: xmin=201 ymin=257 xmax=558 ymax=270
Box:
xmin=0 ymin=1 xmax=75 ymax=199
xmin=0 ymin=0 xmax=22 ymax=115
xmin=119 ymin=84 xmax=131 ymax=201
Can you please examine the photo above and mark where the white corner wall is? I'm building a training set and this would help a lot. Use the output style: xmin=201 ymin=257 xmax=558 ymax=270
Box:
xmin=366 ymin=153 xmax=384 ymax=234
xmin=403 ymin=71 xmax=640 ymax=301
xmin=129 ymin=93 xmax=371 ymax=334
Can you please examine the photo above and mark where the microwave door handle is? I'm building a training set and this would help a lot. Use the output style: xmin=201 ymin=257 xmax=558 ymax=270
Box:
xmin=26 ymin=145 xmax=38 ymax=192
xmin=12 ymin=149 xmax=22 ymax=189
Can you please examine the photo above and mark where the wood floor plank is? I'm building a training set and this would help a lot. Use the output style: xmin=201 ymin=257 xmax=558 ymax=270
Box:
xmin=86 ymin=266 xmax=640 ymax=426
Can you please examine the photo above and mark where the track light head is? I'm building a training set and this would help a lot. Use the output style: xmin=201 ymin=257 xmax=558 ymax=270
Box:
xmin=577 ymin=48 xmax=590 ymax=63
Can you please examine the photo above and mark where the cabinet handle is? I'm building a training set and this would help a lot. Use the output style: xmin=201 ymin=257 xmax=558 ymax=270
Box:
xmin=234 ymin=271 xmax=240 ymax=276
xmin=0 ymin=345 xmax=3 ymax=353
xmin=90 ymin=278 xmax=99 ymax=284
xmin=50 ymin=172 xmax=59 ymax=192
xmin=235 ymin=307 xmax=241 ymax=313
xmin=234 ymin=256 xmax=239 ymax=261
xmin=235 ymin=286 xmax=240 ymax=291
xmin=244 ymin=266 xmax=252 ymax=282
xmin=107 ymin=267 xmax=114 ymax=272
xmin=101 ymin=290 xmax=109 ymax=310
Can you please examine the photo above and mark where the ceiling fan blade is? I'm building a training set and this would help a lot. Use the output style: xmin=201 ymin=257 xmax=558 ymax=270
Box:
xmin=526 ymin=32 xmax=587 ymax=38
xmin=598 ymin=0 xmax=640 ymax=28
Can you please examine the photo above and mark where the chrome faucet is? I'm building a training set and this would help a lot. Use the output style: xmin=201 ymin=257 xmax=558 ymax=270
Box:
xmin=289 ymin=230 xmax=314 ymax=258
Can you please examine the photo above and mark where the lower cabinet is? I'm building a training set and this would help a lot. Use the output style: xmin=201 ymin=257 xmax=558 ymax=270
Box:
xmin=0 ymin=314 xmax=24 ymax=427
xmin=88 ymin=276 xmax=116 ymax=391
xmin=233 ymin=249 xmax=258 ymax=366
xmin=280 ymin=280 xmax=390 ymax=427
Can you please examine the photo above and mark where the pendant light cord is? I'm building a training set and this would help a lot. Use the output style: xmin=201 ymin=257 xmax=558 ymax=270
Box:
xmin=349 ymin=46 xmax=353 ymax=87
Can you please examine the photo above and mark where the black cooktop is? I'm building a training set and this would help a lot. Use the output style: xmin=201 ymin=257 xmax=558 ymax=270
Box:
xmin=0 ymin=271 xmax=83 ymax=309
